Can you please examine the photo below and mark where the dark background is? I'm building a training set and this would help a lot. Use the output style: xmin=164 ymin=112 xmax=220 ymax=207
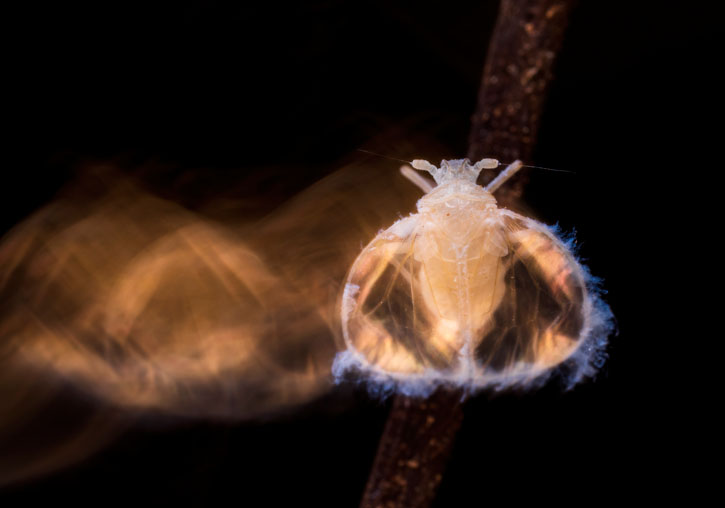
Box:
xmin=2 ymin=1 xmax=713 ymax=505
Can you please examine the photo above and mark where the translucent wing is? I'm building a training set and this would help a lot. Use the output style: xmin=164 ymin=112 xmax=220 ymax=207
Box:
xmin=338 ymin=206 xmax=604 ymax=391
xmin=341 ymin=216 xmax=460 ymax=376
xmin=472 ymin=210 xmax=591 ymax=385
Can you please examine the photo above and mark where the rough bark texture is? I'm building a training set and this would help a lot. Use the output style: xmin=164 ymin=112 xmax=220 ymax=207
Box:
xmin=358 ymin=390 xmax=464 ymax=508
xmin=359 ymin=1 xmax=576 ymax=507
xmin=469 ymin=0 xmax=576 ymax=208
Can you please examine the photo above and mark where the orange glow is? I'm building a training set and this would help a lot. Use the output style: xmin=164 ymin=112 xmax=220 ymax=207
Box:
xmin=0 ymin=153 xmax=613 ymax=485
xmin=0 ymin=159 xmax=424 ymax=484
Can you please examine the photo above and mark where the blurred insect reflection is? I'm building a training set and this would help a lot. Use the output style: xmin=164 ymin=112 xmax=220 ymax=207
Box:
xmin=0 ymin=158 xmax=423 ymax=485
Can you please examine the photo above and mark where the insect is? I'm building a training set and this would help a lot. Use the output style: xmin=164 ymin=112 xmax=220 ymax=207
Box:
xmin=333 ymin=157 xmax=613 ymax=394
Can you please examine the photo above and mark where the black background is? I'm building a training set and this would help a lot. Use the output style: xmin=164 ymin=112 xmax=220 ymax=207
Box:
xmin=2 ymin=1 xmax=713 ymax=505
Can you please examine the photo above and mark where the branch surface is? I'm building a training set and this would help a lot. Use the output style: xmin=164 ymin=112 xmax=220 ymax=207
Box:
xmin=469 ymin=0 xmax=575 ymax=206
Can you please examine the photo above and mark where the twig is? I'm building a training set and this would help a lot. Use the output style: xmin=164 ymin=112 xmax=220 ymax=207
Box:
xmin=358 ymin=390 xmax=464 ymax=508
xmin=469 ymin=0 xmax=576 ymax=207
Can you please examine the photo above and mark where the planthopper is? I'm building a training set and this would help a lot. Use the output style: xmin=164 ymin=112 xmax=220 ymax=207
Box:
xmin=333 ymin=158 xmax=614 ymax=395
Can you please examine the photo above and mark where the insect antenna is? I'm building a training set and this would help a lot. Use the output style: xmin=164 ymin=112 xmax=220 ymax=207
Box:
xmin=502 ymin=161 xmax=576 ymax=174
xmin=486 ymin=160 xmax=574 ymax=192
xmin=356 ymin=148 xmax=413 ymax=165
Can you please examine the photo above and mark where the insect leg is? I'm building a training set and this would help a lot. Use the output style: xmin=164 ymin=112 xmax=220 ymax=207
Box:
xmin=484 ymin=160 xmax=523 ymax=193
xmin=399 ymin=165 xmax=435 ymax=193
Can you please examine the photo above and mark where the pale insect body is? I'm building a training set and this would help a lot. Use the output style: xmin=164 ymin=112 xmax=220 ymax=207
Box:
xmin=333 ymin=157 xmax=613 ymax=395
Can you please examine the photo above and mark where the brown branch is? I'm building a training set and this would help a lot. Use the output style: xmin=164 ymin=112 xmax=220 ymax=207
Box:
xmin=359 ymin=1 xmax=576 ymax=506
xmin=469 ymin=0 xmax=576 ymax=207
xmin=358 ymin=389 xmax=464 ymax=508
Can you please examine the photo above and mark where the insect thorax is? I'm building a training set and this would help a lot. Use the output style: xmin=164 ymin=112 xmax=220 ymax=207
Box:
xmin=417 ymin=179 xmax=497 ymax=213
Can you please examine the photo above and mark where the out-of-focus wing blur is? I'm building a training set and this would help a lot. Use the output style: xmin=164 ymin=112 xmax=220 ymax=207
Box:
xmin=0 ymin=159 xmax=424 ymax=485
